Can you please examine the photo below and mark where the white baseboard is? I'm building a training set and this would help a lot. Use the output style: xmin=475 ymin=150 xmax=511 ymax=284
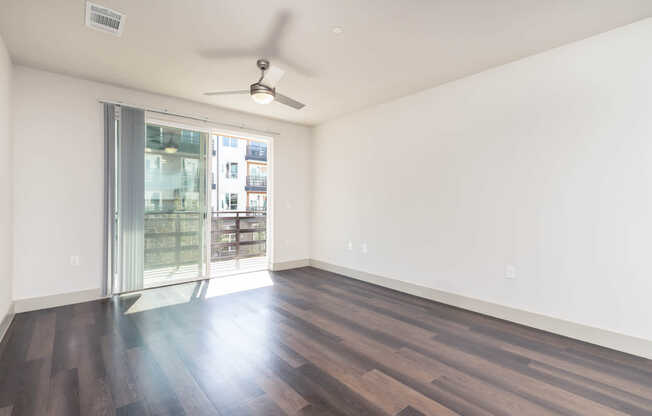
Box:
xmin=0 ymin=302 xmax=15 ymax=344
xmin=309 ymin=259 xmax=652 ymax=360
xmin=14 ymin=288 xmax=105 ymax=313
xmin=272 ymin=259 xmax=310 ymax=271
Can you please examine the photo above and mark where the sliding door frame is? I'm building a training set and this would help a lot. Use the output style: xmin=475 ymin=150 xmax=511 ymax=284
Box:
xmin=108 ymin=114 xmax=273 ymax=295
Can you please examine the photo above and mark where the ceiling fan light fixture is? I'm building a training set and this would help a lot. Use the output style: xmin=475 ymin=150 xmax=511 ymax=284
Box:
xmin=250 ymin=83 xmax=275 ymax=105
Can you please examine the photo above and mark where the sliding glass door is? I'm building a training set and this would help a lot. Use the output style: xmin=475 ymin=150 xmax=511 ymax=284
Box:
xmin=108 ymin=105 xmax=271 ymax=294
xmin=142 ymin=123 xmax=207 ymax=288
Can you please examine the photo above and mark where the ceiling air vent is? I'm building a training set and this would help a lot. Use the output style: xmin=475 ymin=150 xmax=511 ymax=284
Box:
xmin=85 ymin=2 xmax=125 ymax=36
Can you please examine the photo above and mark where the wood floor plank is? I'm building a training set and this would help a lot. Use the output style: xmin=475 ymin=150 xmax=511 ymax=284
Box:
xmin=340 ymin=369 xmax=459 ymax=416
xmin=395 ymin=407 xmax=426 ymax=416
xmin=126 ymin=347 xmax=186 ymax=416
xmin=47 ymin=368 xmax=81 ymax=416
xmin=146 ymin=336 xmax=218 ymax=416
xmin=170 ymin=330 xmax=264 ymax=414
xmin=25 ymin=312 xmax=56 ymax=361
xmin=212 ymin=324 xmax=310 ymax=416
xmin=502 ymin=343 xmax=652 ymax=399
xmin=529 ymin=362 xmax=652 ymax=415
xmin=275 ymin=321 xmax=369 ymax=377
xmin=101 ymin=333 xmax=143 ymax=408
xmin=419 ymin=337 xmax=633 ymax=416
xmin=278 ymin=284 xmax=435 ymax=345
xmin=247 ymin=395 xmax=288 ymax=416
xmin=320 ymin=285 xmax=470 ymax=333
xmin=255 ymin=370 xmax=309 ymax=415
xmin=273 ymin=302 xmax=497 ymax=415
xmin=274 ymin=304 xmax=404 ymax=373
xmin=116 ymin=401 xmax=150 ymax=416
xmin=398 ymin=348 xmax=561 ymax=416
xmin=0 ymin=267 xmax=650 ymax=416
xmin=296 ymin=363 xmax=387 ymax=416
xmin=6 ymin=357 xmax=51 ymax=416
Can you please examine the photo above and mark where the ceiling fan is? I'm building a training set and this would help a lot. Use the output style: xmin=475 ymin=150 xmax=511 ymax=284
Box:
xmin=204 ymin=59 xmax=305 ymax=109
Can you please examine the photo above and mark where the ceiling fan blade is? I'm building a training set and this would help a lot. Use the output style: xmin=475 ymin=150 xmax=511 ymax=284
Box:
xmin=262 ymin=65 xmax=285 ymax=87
xmin=260 ymin=10 xmax=291 ymax=57
xmin=275 ymin=93 xmax=305 ymax=109
xmin=204 ymin=90 xmax=249 ymax=96
xmin=198 ymin=48 xmax=256 ymax=59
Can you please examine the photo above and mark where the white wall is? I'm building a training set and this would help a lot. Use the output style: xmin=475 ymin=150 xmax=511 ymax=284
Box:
xmin=12 ymin=66 xmax=311 ymax=301
xmin=312 ymin=19 xmax=652 ymax=343
xmin=0 ymin=35 xmax=12 ymax=319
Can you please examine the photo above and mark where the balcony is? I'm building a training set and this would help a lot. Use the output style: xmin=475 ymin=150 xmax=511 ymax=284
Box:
xmin=245 ymin=175 xmax=267 ymax=191
xmin=211 ymin=211 xmax=266 ymax=261
xmin=246 ymin=144 xmax=267 ymax=161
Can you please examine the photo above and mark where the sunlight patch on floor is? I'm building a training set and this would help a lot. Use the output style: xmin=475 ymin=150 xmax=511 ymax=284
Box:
xmin=125 ymin=269 xmax=274 ymax=314
xmin=124 ymin=283 xmax=197 ymax=314
xmin=201 ymin=270 xmax=274 ymax=299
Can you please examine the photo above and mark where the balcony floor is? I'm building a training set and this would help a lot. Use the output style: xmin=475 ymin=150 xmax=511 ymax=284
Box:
xmin=143 ymin=256 xmax=268 ymax=289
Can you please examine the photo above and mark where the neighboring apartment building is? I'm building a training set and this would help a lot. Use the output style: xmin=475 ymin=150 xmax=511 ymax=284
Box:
xmin=212 ymin=135 xmax=267 ymax=213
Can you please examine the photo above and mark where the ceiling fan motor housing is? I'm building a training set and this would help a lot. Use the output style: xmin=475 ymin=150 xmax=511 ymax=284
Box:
xmin=250 ymin=82 xmax=275 ymax=97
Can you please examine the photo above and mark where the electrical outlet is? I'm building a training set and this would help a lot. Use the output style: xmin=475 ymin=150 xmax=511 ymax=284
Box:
xmin=505 ymin=264 xmax=516 ymax=279
xmin=347 ymin=241 xmax=353 ymax=251
xmin=70 ymin=256 xmax=80 ymax=266
xmin=361 ymin=242 xmax=368 ymax=254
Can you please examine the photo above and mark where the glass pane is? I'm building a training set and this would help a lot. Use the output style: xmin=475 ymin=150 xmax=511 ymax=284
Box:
xmin=209 ymin=135 xmax=269 ymax=277
xmin=143 ymin=123 xmax=206 ymax=287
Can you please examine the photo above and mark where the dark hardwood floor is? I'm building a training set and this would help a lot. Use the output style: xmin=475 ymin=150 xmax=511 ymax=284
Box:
xmin=0 ymin=266 xmax=651 ymax=416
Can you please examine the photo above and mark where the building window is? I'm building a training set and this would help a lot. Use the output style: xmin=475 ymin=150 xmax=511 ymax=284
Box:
xmin=248 ymin=163 xmax=267 ymax=178
xmin=223 ymin=193 xmax=238 ymax=210
xmin=222 ymin=136 xmax=238 ymax=148
xmin=226 ymin=162 xmax=238 ymax=179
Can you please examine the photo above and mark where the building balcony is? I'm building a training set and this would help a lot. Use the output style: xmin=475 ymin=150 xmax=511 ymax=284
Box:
xmin=245 ymin=175 xmax=267 ymax=191
xmin=246 ymin=144 xmax=267 ymax=161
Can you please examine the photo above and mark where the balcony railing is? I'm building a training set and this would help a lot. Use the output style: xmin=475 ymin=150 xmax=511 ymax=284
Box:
xmin=211 ymin=211 xmax=266 ymax=261
xmin=144 ymin=212 xmax=202 ymax=270
xmin=245 ymin=175 xmax=267 ymax=191
xmin=143 ymin=211 xmax=267 ymax=269
xmin=246 ymin=144 xmax=267 ymax=161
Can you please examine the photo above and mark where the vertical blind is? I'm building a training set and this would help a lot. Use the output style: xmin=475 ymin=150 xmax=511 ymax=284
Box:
xmin=104 ymin=104 xmax=146 ymax=294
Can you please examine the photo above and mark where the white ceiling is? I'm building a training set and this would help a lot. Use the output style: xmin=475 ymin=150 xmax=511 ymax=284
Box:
xmin=1 ymin=0 xmax=652 ymax=126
